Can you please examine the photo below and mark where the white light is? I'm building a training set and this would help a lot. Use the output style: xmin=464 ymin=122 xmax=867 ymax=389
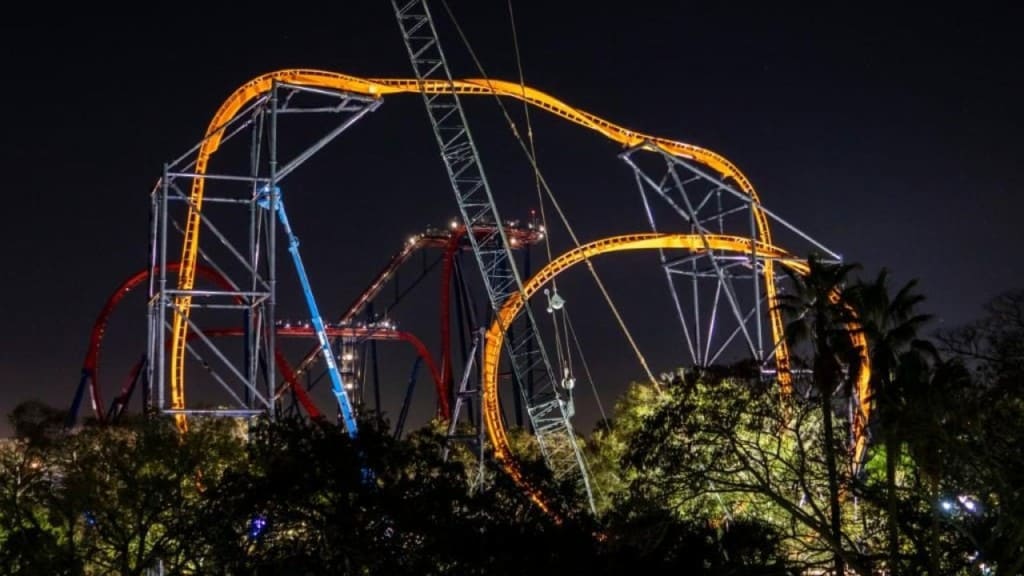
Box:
xmin=941 ymin=500 xmax=953 ymax=512
xmin=449 ymin=219 xmax=458 ymax=230
xmin=342 ymin=353 xmax=354 ymax=362
xmin=958 ymin=495 xmax=978 ymax=512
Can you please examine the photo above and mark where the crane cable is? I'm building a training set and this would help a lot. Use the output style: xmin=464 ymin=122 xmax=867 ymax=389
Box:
xmin=565 ymin=310 xmax=609 ymax=425
xmin=507 ymin=0 xmax=555 ymax=278
xmin=441 ymin=0 xmax=661 ymax=392
xmin=509 ymin=0 xmax=580 ymax=404
xmin=505 ymin=0 xmax=603 ymax=503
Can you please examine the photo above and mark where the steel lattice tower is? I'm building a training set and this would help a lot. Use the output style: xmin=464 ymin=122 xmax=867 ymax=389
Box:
xmin=392 ymin=0 xmax=596 ymax=512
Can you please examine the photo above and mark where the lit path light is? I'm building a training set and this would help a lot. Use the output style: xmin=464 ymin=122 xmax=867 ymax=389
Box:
xmin=167 ymin=69 xmax=787 ymax=433
xmin=481 ymin=233 xmax=870 ymax=516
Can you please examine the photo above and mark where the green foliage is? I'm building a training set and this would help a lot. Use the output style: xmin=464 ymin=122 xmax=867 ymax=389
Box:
xmin=3 ymin=283 xmax=1023 ymax=574
xmin=936 ymin=289 xmax=1024 ymax=575
xmin=0 ymin=440 xmax=80 ymax=574
xmin=585 ymin=377 xmax=670 ymax=515
xmin=617 ymin=372 xmax=877 ymax=574
xmin=604 ymin=514 xmax=798 ymax=575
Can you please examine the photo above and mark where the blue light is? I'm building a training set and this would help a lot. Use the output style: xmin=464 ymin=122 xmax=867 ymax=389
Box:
xmin=84 ymin=511 xmax=97 ymax=527
xmin=249 ymin=514 xmax=268 ymax=539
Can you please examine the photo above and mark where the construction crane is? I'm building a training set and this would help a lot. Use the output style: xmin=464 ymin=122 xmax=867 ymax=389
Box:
xmin=391 ymin=0 xmax=595 ymax=512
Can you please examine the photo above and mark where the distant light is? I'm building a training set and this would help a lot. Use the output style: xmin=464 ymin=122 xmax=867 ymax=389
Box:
xmin=249 ymin=514 xmax=268 ymax=539
xmin=941 ymin=500 xmax=954 ymax=512
xmin=958 ymin=494 xmax=979 ymax=513
xmin=450 ymin=219 xmax=458 ymax=230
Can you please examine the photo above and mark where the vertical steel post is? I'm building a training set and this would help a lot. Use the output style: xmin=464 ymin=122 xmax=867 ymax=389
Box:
xmin=368 ymin=303 xmax=382 ymax=418
xmin=266 ymin=83 xmax=279 ymax=420
xmin=157 ymin=165 xmax=169 ymax=411
xmin=146 ymin=182 xmax=159 ymax=415
xmin=246 ymin=105 xmax=262 ymax=409
xmin=750 ymin=204 xmax=764 ymax=361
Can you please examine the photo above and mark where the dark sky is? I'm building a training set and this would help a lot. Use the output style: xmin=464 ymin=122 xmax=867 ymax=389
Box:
xmin=1 ymin=4 xmax=1021 ymax=436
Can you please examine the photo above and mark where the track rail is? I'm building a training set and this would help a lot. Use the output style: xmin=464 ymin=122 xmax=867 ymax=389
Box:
xmin=73 ymin=263 xmax=234 ymax=425
xmin=73 ymin=262 xmax=328 ymax=424
xmin=279 ymin=223 xmax=539 ymax=421
xmin=168 ymin=69 xmax=786 ymax=428
xmin=481 ymin=233 xmax=870 ymax=515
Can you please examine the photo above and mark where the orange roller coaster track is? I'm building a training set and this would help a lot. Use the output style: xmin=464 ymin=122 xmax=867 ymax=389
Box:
xmin=169 ymin=69 xmax=787 ymax=432
xmin=480 ymin=233 xmax=870 ymax=516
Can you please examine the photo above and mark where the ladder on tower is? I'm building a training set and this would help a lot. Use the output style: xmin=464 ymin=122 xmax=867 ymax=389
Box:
xmin=390 ymin=0 xmax=595 ymax=512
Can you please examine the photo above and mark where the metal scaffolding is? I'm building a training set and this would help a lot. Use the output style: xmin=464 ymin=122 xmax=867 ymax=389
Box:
xmin=147 ymin=83 xmax=380 ymax=426
xmin=620 ymin=144 xmax=840 ymax=375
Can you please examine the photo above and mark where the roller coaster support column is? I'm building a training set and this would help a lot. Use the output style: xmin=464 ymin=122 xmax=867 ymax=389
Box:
xmin=621 ymin=146 xmax=840 ymax=381
xmin=444 ymin=328 xmax=486 ymax=490
xmin=258 ymin=185 xmax=359 ymax=438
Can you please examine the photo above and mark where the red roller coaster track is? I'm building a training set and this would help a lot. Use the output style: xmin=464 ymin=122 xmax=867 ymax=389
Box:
xmin=75 ymin=220 xmax=540 ymax=427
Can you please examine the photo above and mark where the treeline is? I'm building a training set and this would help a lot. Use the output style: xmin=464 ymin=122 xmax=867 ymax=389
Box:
xmin=582 ymin=265 xmax=1024 ymax=575
xmin=1 ymin=266 xmax=1022 ymax=575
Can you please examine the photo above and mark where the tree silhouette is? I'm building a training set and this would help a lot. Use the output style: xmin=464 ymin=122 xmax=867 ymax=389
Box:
xmin=849 ymin=268 xmax=935 ymax=574
xmin=776 ymin=254 xmax=862 ymax=576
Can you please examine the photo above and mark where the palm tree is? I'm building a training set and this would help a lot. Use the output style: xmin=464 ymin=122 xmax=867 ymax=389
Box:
xmin=776 ymin=253 xmax=861 ymax=576
xmin=850 ymin=269 xmax=935 ymax=574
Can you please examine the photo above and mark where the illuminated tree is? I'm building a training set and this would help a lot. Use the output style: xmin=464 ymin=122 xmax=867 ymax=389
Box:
xmin=57 ymin=415 xmax=245 ymax=575
xmin=584 ymin=378 xmax=670 ymax=516
xmin=622 ymin=372 xmax=875 ymax=574
xmin=0 ymin=438 xmax=81 ymax=575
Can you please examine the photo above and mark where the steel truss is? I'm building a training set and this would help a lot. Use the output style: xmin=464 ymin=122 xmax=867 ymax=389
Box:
xmin=147 ymin=83 xmax=380 ymax=425
xmin=444 ymin=328 xmax=487 ymax=490
xmin=392 ymin=0 xmax=595 ymax=512
xmin=620 ymin=144 xmax=840 ymax=372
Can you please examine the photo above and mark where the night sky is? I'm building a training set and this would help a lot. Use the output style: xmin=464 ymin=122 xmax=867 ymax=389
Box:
xmin=1 ymin=4 xmax=1021 ymax=436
